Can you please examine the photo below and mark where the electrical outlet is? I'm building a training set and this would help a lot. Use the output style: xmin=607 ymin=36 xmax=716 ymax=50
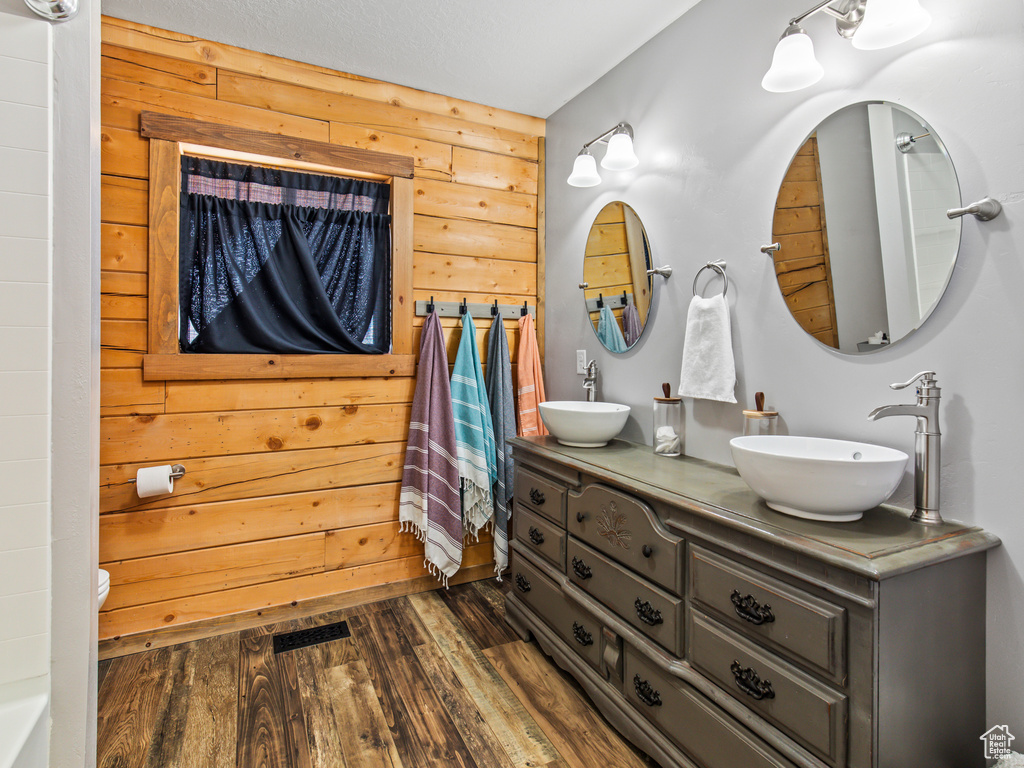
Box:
xmin=576 ymin=349 xmax=588 ymax=375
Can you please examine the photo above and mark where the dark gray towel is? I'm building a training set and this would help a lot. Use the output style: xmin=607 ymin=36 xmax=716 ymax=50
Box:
xmin=485 ymin=313 xmax=516 ymax=579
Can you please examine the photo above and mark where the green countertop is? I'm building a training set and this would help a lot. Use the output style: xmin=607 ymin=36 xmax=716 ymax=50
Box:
xmin=510 ymin=436 xmax=1000 ymax=580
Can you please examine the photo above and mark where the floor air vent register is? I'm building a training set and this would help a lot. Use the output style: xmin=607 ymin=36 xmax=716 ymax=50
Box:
xmin=272 ymin=620 xmax=351 ymax=654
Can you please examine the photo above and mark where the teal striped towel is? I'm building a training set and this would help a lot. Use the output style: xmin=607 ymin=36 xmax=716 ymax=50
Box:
xmin=451 ymin=313 xmax=497 ymax=539
xmin=598 ymin=305 xmax=627 ymax=352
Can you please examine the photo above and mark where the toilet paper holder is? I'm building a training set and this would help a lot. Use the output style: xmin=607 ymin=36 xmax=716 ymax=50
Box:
xmin=129 ymin=463 xmax=186 ymax=483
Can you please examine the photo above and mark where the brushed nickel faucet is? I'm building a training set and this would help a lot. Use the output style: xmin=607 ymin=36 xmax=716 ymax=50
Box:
xmin=868 ymin=371 xmax=942 ymax=524
xmin=583 ymin=360 xmax=598 ymax=402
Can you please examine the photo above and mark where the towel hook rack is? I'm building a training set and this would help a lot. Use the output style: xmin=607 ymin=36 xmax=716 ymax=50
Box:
xmin=646 ymin=266 xmax=673 ymax=279
xmin=415 ymin=299 xmax=534 ymax=319
xmin=693 ymin=260 xmax=728 ymax=298
xmin=760 ymin=242 xmax=781 ymax=255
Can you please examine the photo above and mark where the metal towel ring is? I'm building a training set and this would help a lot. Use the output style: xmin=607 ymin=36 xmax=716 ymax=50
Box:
xmin=693 ymin=260 xmax=728 ymax=298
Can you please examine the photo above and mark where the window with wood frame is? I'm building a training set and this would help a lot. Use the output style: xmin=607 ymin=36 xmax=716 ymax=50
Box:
xmin=140 ymin=111 xmax=415 ymax=380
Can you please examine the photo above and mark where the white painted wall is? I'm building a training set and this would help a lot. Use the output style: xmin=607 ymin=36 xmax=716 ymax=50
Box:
xmin=545 ymin=0 xmax=1024 ymax=726
xmin=49 ymin=0 xmax=101 ymax=765
xmin=0 ymin=6 xmax=51 ymax=694
xmin=816 ymin=104 xmax=888 ymax=350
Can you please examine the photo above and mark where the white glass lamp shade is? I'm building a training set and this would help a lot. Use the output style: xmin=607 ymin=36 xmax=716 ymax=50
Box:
xmin=761 ymin=27 xmax=825 ymax=93
xmin=852 ymin=0 xmax=931 ymax=50
xmin=567 ymin=151 xmax=602 ymax=187
xmin=601 ymin=132 xmax=639 ymax=171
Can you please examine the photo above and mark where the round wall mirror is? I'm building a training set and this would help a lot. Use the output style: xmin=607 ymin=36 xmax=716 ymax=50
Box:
xmin=770 ymin=101 xmax=961 ymax=354
xmin=582 ymin=201 xmax=653 ymax=352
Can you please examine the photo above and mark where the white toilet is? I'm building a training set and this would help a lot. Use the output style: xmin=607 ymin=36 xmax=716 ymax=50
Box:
xmin=98 ymin=569 xmax=110 ymax=610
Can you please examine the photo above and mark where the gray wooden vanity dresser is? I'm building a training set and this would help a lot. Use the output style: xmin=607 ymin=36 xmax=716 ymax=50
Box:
xmin=504 ymin=437 xmax=999 ymax=768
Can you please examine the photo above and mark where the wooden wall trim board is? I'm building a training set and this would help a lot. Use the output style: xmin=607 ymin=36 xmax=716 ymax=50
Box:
xmin=146 ymin=138 xmax=180 ymax=355
xmin=100 ymin=17 xmax=544 ymax=645
xmin=537 ymin=138 xmax=546 ymax=359
xmin=141 ymin=111 xmax=415 ymax=179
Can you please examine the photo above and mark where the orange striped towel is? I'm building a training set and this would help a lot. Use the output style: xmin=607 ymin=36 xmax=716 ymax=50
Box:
xmin=516 ymin=313 xmax=548 ymax=436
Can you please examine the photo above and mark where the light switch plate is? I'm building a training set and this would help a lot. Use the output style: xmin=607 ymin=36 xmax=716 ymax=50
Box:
xmin=576 ymin=349 xmax=588 ymax=375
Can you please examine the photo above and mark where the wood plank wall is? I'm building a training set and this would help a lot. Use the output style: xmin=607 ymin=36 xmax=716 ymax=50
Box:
xmin=771 ymin=136 xmax=839 ymax=348
xmin=98 ymin=17 xmax=545 ymax=643
xmin=583 ymin=202 xmax=631 ymax=331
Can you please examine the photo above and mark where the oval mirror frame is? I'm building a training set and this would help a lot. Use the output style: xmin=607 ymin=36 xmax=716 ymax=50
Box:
xmin=582 ymin=201 xmax=654 ymax=353
xmin=770 ymin=101 xmax=962 ymax=354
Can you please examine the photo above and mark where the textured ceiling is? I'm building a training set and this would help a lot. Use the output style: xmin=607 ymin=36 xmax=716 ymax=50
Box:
xmin=101 ymin=0 xmax=703 ymax=118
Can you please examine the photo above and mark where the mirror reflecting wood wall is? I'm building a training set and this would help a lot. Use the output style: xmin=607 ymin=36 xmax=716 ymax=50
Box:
xmin=772 ymin=136 xmax=840 ymax=348
xmin=582 ymin=202 xmax=653 ymax=352
xmin=771 ymin=102 xmax=961 ymax=354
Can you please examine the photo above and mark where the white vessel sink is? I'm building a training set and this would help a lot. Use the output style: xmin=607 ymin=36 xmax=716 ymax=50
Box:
xmin=539 ymin=401 xmax=630 ymax=448
xmin=729 ymin=435 xmax=909 ymax=522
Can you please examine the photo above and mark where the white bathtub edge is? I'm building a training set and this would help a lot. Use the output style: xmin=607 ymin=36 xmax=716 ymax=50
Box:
xmin=0 ymin=677 xmax=50 ymax=768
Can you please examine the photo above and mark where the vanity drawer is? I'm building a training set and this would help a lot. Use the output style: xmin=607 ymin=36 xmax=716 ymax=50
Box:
xmin=689 ymin=610 xmax=847 ymax=766
xmin=514 ymin=467 xmax=566 ymax=526
xmin=624 ymin=646 xmax=799 ymax=768
xmin=567 ymin=538 xmax=682 ymax=656
xmin=689 ymin=545 xmax=846 ymax=681
xmin=513 ymin=505 xmax=565 ymax=570
xmin=567 ymin=483 xmax=683 ymax=594
xmin=509 ymin=550 xmax=602 ymax=671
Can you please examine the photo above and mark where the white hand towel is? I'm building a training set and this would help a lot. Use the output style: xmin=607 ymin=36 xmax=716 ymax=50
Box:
xmin=677 ymin=293 xmax=737 ymax=403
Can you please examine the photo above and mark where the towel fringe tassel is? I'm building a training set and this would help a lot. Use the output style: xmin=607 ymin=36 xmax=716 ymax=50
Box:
xmin=423 ymin=558 xmax=450 ymax=589
xmin=400 ymin=519 xmax=428 ymax=544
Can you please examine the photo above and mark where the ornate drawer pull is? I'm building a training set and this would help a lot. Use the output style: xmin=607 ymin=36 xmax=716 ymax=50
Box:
xmin=576 ymin=511 xmax=586 ymax=523
xmin=515 ymin=574 xmax=532 ymax=593
xmin=529 ymin=487 xmax=546 ymax=505
xmin=730 ymin=590 xmax=775 ymax=626
xmin=730 ymin=661 xmax=775 ymax=701
xmin=572 ymin=621 xmax=594 ymax=646
xmin=634 ymin=598 xmax=664 ymax=626
xmin=528 ymin=526 xmax=545 ymax=545
xmin=633 ymin=674 xmax=663 ymax=707
xmin=642 ymin=544 xmax=653 ymax=558
xmin=571 ymin=556 xmax=593 ymax=580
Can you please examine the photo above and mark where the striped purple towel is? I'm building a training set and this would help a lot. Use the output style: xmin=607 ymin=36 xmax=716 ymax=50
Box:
xmin=399 ymin=311 xmax=462 ymax=587
xmin=623 ymin=302 xmax=642 ymax=347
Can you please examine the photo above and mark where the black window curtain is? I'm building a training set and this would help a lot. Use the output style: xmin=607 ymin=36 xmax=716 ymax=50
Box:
xmin=179 ymin=157 xmax=392 ymax=354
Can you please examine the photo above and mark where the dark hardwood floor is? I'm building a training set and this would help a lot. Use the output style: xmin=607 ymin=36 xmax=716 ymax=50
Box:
xmin=97 ymin=579 xmax=660 ymax=768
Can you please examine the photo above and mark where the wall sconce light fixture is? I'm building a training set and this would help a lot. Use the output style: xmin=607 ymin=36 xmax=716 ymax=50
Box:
xmin=762 ymin=0 xmax=930 ymax=93
xmin=24 ymin=0 xmax=78 ymax=21
xmin=567 ymin=122 xmax=638 ymax=187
